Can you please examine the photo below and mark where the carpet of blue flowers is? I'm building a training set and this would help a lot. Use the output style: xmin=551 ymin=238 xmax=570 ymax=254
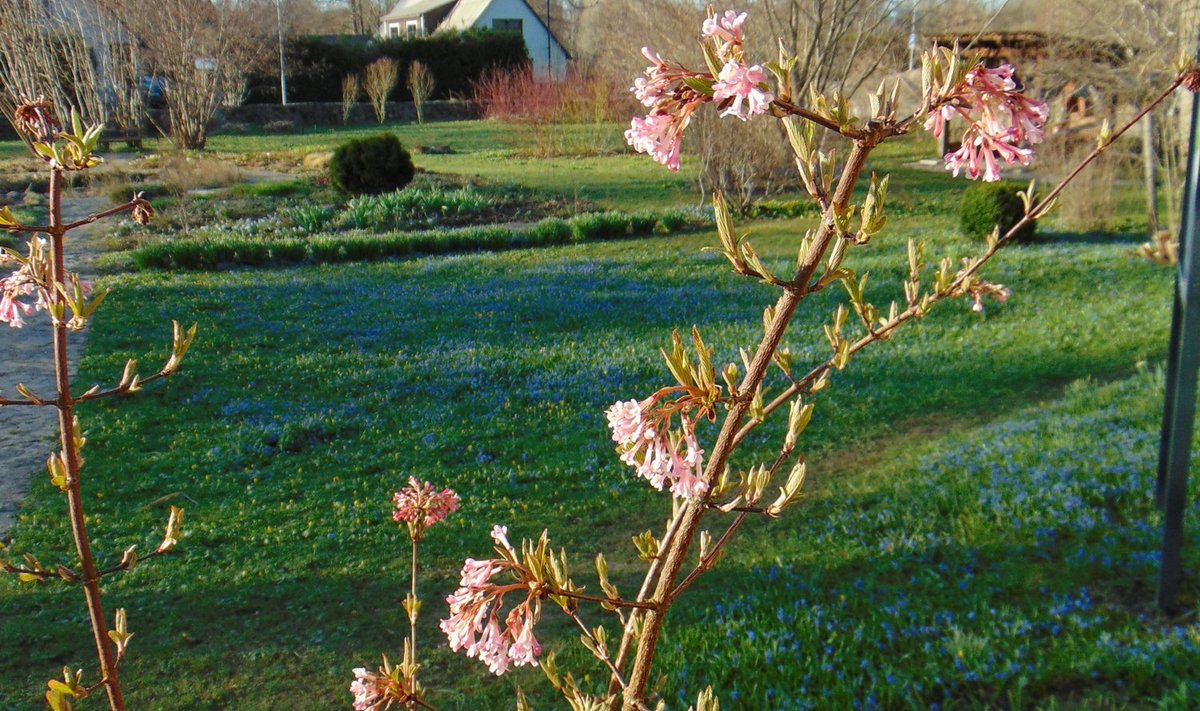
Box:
xmin=658 ymin=371 xmax=1200 ymax=709
xmin=0 ymin=213 xmax=1195 ymax=708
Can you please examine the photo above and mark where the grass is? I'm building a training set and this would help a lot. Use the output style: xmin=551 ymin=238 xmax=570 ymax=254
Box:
xmin=0 ymin=116 xmax=1189 ymax=708
xmin=0 ymin=204 xmax=1192 ymax=708
xmin=124 ymin=209 xmax=703 ymax=271
xmin=659 ymin=368 xmax=1200 ymax=710
xmin=130 ymin=121 xmax=699 ymax=211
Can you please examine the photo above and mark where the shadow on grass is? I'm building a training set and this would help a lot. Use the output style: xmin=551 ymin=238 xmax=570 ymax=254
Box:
xmin=1035 ymin=228 xmax=1146 ymax=246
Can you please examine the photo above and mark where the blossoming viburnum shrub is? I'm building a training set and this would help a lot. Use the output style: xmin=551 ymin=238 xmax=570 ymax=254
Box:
xmin=353 ymin=7 xmax=1190 ymax=711
xmin=0 ymin=95 xmax=195 ymax=711
xmin=349 ymin=478 xmax=459 ymax=710
xmin=626 ymin=10 xmax=1048 ymax=183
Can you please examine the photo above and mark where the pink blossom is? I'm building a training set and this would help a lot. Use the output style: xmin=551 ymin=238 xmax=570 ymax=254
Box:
xmin=702 ymin=10 xmax=746 ymax=43
xmin=625 ymin=112 xmax=687 ymax=172
xmin=927 ymin=63 xmax=1048 ymax=182
xmin=712 ymin=61 xmax=773 ymax=120
xmin=0 ymin=271 xmax=42 ymax=329
xmin=490 ymin=524 xmax=513 ymax=552
xmin=392 ymin=477 xmax=459 ymax=539
xmin=606 ymin=400 xmax=708 ymax=499
xmin=966 ymin=278 xmax=1012 ymax=314
xmin=632 ymin=47 xmax=672 ymax=107
xmin=441 ymin=534 xmax=544 ymax=676
xmin=627 ymin=9 xmax=771 ymax=171
xmin=349 ymin=668 xmax=388 ymax=711
xmin=702 ymin=10 xmax=747 ymax=60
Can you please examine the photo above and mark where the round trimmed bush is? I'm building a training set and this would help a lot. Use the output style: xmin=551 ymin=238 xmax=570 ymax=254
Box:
xmin=960 ymin=181 xmax=1036 ymax=244
xmin=329 ymin=134 xmax=415 ymax=196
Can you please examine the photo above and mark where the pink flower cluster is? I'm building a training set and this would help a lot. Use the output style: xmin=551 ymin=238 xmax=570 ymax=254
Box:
xmin=967 ymin=281 xmax=1011 ymax=314
xmin=440 ymin=526 xmax=542 ymax=675
xmin=713 ymin=62 xmax=773 ymax=121
xmin=0 ymin=243 xmax=47 ymax=329
xmin=626 ymin=48 xmax=704 ymax=172
xmin=702 ymin=10 xmax=747 ymax=56
xmin=349 ymin=668 xmax=390 ymax=711
xmin=927 ymin=64 xmax=1048 ymax=182
xmin=606 ymin=398 xmax=707 ymax=499
xmin=392 ymin=477 xmax=459 ymax=538
xmin=626 ymin=8 xmax=773 ymax=171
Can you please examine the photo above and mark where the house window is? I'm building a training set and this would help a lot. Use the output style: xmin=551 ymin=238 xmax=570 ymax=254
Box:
xmin=407 ymin=20 xmax=420 ymax=37
xmin=493 ymin=18 xmax=522 ymax=34
xmin=389 ymin=23 xmax=401 ymax=38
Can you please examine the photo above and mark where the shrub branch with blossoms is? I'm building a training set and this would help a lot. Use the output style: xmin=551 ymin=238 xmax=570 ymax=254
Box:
xmin=349 ymin=478 xmax=459 ymax=711
xmin=0 ymin=96 xmax=196 ymax=711
xmin=333 ymin=9 xmax=1197 ymax=711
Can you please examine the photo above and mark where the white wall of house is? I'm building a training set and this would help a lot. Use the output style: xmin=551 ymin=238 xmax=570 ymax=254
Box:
xmin=445 ymin=0 xmax=569 ymax=79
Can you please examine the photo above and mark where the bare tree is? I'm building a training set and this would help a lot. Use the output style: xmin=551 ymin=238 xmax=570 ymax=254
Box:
xmin=99 ymin=0 xmax=271 ymax=149
xmin=342 ymin=73 xmax=360 ymax=124
xmin=349 ymin=0 xmax=390 ymax=35
xmin=764 ymin=0 xmax=907 ymax=96
xmin=407 ymin=60 xmax=435 ymax=124
xmin=0 ymin=0 xmax=143 ymax=138
xmin=364 ymin=57 xmax=399 ymax=124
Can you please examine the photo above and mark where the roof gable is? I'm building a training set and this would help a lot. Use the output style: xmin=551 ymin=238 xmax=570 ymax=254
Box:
xmin=380 ymin=0 xmax=456 ymax=22
xmin=441 ymin=0 xmax=569 ymax=57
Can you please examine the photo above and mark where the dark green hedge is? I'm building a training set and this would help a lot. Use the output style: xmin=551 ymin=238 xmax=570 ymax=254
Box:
xmin=129 ymin=211 xmax=704 ymax=271
xmin=960 ymin=181 xmax=1037 ymax=244
xmin=329 ymin=134 xmax=416 ymax=195
xmin=248 ymin=30 xmax=529 ymax=104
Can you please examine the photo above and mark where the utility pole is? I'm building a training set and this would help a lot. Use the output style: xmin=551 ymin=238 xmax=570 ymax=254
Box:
xmin=276 ymin=0 xmax=289 ymax=106
xmin=907 ymin=0 xmax=917 ymax=72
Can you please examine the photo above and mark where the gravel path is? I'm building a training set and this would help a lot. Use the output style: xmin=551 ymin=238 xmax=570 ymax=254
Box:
xmin=0 ymin=194 xmax=111 ymax=539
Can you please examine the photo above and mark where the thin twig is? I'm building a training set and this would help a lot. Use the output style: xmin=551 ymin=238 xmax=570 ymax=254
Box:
xmin=566 ymin=609 xmax=628 ymax=691
xmin=74 ymin=371 xmax=171 ymax=404
xmin=772 ymin=97 xmax=865 ymax=139
xmin=0 ymin=396 xmax=53 ymax=406
xmin=62 ymin=199 xmax=142 ymax=232
xmin=555 ymin=588 xmax=658 ymax=612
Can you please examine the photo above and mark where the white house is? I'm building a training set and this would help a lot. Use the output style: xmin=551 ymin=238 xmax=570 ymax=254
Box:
xmin=378 ymin=0 xmax=570 ymax=78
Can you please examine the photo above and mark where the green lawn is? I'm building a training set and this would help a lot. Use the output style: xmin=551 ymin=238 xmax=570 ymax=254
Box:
xmin=0 ymin=122 xmax=1195 ymax=709
xmin=1 ymin=206 xmax=1194 ymax=708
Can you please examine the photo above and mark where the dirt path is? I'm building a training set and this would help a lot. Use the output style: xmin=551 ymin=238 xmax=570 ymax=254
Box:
xmin=0 ymin=194 xmax=111 ymax=539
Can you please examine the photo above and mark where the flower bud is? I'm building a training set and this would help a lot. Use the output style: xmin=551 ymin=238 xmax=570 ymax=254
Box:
xmin=13 ymin=95 xmax=59 ymax=143
xmin=131 ymin=197 xmax=154 ymax=226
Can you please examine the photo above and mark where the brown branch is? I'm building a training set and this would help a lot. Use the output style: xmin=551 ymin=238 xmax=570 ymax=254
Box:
xmin=0 ymin=396 xmax=55 ymax=407
xmin=772 ymin=97 xmax=866 ymax=139
xmin=669 ymin=445 xmax=795 ymax=602
xmin=63 ymin=199 xmax=142 ymax=232
xmin=555 ymin=588 xmax=658 ymax=612
xmin=607 ymin=503 xmax=689 ymax=694
xmin=74 ymin=371 xmax=171 ymax=404
xmin=96 ymin=549 xmax=168 ymax=579
xmin=4 ymin=224 xmax=52 ymax=234
xmin=0 ymin=563 xmax=67 ymax=581
xmin=565 ymin=609 xmax=628 ymax=691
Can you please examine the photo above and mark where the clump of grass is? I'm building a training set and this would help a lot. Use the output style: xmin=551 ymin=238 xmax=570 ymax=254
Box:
xmin=568 ymin=211 xmax=632 ymax=242
xmin=127 ymin=209 xmax=702 ymax=271
xmin=281 ymin=204 xmax=338 ymax=235
xmin=338 ymin=187 xmax=494 ymax=232
xmin=229 ymin=180 xmax=313 ymax=199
